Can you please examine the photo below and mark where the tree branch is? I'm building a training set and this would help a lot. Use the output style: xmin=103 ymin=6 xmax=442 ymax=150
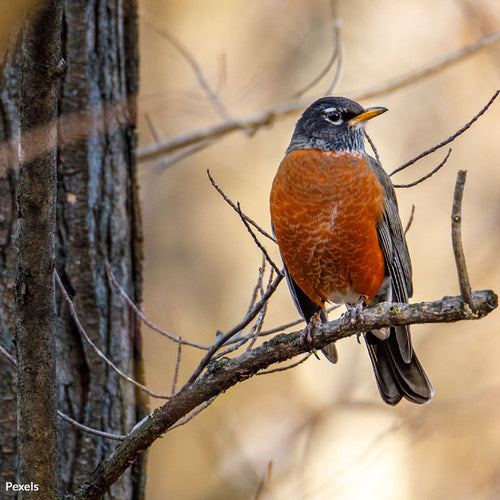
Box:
xmin=391 ymin=90 xmax=499 ymax=176
xmin=451 ymin=170 xmax=475 ymax=310
xmin=68 ymin=290 xmax=497 ymax=499
xmin=137 ymin=33 xmax=500 ymax=165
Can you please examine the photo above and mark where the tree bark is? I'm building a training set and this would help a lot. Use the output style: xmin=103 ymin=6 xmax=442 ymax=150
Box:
xmin=0 ymin=1 xmax=145 ymax=498
xmin=15 ymin=1 xmax=63 ymax=498
xmin=56 ymin=0 xmax=145 ymax=498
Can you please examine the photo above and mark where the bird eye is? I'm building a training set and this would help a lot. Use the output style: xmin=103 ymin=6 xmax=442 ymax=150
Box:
xmin=324 ymin=109 xmax=342 ymax=125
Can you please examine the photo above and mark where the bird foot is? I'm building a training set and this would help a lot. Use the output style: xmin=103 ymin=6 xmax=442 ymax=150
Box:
xmin=301 ymin=311 xmax=322 ymax=344
xmin=342 ymin=296 xmax=367 ymax=331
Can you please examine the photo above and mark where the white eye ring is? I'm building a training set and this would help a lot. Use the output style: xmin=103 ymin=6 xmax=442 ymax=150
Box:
xmin=324 ymin=108 xmax=342 ymax=125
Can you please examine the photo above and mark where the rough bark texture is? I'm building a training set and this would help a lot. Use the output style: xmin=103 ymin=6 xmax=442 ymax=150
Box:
xmin=56 ymin=0 xmax=145 ymax=498
xmin=0 ymin=1 xmax=145 ymax=498
xmin=15 ymin=1 xmax=63 ymax=498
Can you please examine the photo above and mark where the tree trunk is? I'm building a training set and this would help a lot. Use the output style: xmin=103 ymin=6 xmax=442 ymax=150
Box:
xmin=16 ymin=0 xmax=63 ymax=497
xmin=0 ymin=0 xmax=146 ymax=498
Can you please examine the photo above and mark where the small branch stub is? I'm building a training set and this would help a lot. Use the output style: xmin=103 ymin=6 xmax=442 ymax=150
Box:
xmin=451 ymin=170 xmax=475 ymax=312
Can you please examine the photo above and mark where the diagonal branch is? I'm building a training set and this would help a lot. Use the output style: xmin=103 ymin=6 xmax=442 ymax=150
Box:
xmin=67 ymin=290 xmax=497 ymax=500
xmin=137 ymin=34 xmax=500 ymax=165
xmin=391 ymin=90 xmax=499 ymax=176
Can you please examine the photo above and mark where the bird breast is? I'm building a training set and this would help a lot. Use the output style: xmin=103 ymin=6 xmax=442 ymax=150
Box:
xmin=270 ymin=149 xmax=386 ymax=306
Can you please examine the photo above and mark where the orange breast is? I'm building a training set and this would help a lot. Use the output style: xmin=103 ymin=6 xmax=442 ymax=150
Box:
xmin=270 ymin=149 xmax=386 ymax=307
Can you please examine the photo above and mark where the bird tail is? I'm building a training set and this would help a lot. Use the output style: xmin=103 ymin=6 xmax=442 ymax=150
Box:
xmin=364 ymin=327 xmax=434 ymax=405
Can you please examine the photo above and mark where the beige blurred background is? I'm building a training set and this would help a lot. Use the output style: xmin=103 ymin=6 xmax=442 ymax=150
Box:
xmin=138 ymin=1 xmax=500 ymax=499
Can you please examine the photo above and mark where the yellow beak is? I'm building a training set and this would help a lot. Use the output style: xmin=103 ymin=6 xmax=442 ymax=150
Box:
xmin=349 ymin=106 xmax=388 ymax=126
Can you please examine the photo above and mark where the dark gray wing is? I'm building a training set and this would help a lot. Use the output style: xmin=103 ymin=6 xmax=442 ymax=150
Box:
xmin=369 ymin=156 xmax=412 ymax=361
xmin=363 ymin=156 xmax=433 ymax=405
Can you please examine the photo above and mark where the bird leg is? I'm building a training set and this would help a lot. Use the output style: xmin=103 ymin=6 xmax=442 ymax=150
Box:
xmin=301 ymin=311 xmax=322 ymax=344
xmin=342 ymin=295 xmax=367 ymax=336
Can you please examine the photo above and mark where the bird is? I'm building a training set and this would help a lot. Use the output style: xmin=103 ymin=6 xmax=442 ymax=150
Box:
xmin=270 ymin=96 xmax=433 ymax=405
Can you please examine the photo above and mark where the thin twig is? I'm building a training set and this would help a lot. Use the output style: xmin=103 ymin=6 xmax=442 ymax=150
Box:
xmin=57 ymin=411 xmax=126 ymax=441
xmin=143 ymin=17 xmax=233 ymax=123
xmin=294 ymin=0 xmax=342 ymax=97
xmin=171 ymin=341 xmax=183 ymax=395
xmin=391 ymin=90 xmax=499 ymax=176
xmin=153 ymin=137 xmax=218 ymax=172
xmin=451 ymin=170 xmax=475 ymax=311
xmin=181 ymin=273 xmax=283 ymax=388
xmin=137 ymin=33 xmax=500 ymax=165
xmin=236 ymin=202 xmax=283 ymax=276
xmin=245 ymin=260 xmax=265 ymax=316
xmin=55 ymin=270 xmax=171 ymax=400
xmin=394 ymin=148 xmax=452 ymax=188
xmin=207 ymin=169 xmax=276 ymax=243
xmin=104 ymin=260 xmax=209 ymax=350
xmin=404 ymin=205 xmax=416 ymax=235
xmin=256 ymin=353 xmax=312 ymax=375
xmin=355 ymin=32 xmax=500 ymax=101
xmin=0 ymin=344 xmax=17 ymax=366
xmin=257 ymin=303 xmax=342 ymax=337
xmin=144 ymin=113 xmax=163 ymax=143
xmin=168 ymin=397 xmax=217 ymax=431
xmin=324 ymin=0 xmax=343 ymax=95
xmin=365 ymin=132 xmax=381 ymax=163
xmin=246 ymin=274 xmax=272 ymax=351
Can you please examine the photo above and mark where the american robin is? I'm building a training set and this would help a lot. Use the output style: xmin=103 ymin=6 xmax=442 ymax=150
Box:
xmin=270 ymin=96 xmax=433 ymax=405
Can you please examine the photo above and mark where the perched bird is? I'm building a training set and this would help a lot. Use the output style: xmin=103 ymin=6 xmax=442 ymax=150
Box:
xmin=270 ymin=96 xmax=433 ymax=405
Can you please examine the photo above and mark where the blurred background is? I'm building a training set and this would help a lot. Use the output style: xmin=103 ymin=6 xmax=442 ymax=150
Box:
xmin=137 ymin=1 xmax=500 ymax=499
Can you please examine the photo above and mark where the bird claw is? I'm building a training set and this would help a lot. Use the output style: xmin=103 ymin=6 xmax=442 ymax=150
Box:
xmin=301 ymin=311 xmax=322 ymax=344
xmin=342 ymin=296 xmax=367 ymax=330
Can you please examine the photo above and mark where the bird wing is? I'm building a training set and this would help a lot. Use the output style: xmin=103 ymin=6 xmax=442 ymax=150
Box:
xmin=368 ymin=156 xmax=413 ymax=362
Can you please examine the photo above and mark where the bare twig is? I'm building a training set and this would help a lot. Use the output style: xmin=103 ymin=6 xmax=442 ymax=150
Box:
xmin=258 ymin=304 xmax=342 ymax=337
xmin=246 ymin=278 xmax=271 ymax=351
xmin=246 ymin=260 xmax=265 ymax=315
xmin=325 ymin=0 xmax=343 ymax=95
xmin=168 ymin=397 xmax=217 ymax=431
xmin=70 ymin=290 xmax=498 ymax=500
xmin=256 ymin=353 xmax=312 ymax=375
xmin=393 ymin=148 xmax=452 ymax=188
xmin=236 ymin=202 xmax=283 ymax=276
xmin=355 ymin=32 xmax=500 ymax=101
xmin=171 ymin=341 xmax=183 ymax=395
xmin=181 ymin=272 xmax=283 ymax=388
xmin=404 ymin=205 xmax=416 ymax=235
xmin=55 ymin=270 xmax=171 ymax=400
xmin=57 ymin=411 xmax=126 ymax=441
xmin=105 ymin=260 xmax=210 ymax=350
xmin=143 ymin=17 xmax=233 ymax=123
xmin=144 ymin=113 xmax=163 ymax=143
xmin=451 ymin=170 xmax=475 ymax=311
xmin=294 ymin=0 xmax=342 ymax=97
xmin=153 ymin=137 xmax=218 ymax=172
xmin=391 ymin=90 xmax=499 ymax=176
xmin=137 ymin=34 xmax=500 ymax=165
xmin=0 ymin=344 xmax=17 ymax=366
xmin=207 ymin=169 xmax=276 ymax=243
xmin=365 ymin=132 xmax=381 ymax=163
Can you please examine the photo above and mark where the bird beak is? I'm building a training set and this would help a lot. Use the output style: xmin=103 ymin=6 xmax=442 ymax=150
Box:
xmin=349 ymin=106 xmax=388 ymax=126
